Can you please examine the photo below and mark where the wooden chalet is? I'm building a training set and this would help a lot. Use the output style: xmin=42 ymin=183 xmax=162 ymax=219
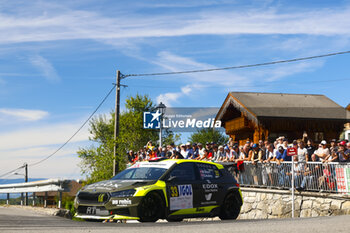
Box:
xmin=216 ymin=92 xmax=350 ymax=145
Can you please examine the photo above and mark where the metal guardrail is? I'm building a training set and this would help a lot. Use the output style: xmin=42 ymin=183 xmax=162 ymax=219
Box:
xmin=0 ymin=179 xmax=72 ymax=208
xmin=221 ymin=161 xmax=350 ymax=194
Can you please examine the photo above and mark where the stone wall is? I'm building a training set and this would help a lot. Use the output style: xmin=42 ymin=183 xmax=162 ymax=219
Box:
xmin=239 ymin=187 xmax=350 ymax=219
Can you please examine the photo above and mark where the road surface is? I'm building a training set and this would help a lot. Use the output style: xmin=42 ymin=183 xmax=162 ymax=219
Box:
xmin=0 ymin=206 xmax=349 ymax=233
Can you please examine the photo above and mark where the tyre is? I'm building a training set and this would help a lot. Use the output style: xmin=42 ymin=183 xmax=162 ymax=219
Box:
xmin=219 ymin=191 xmax=242 ymax=220
xmin=138 ymin=192 xmax=164 ymax=222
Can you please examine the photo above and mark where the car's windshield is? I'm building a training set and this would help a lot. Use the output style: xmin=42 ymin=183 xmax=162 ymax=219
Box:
xmin=111 ymin=167 xmax=167 ymax=180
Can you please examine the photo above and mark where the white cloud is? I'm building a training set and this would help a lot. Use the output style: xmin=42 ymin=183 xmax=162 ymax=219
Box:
xmin=0 ymin=142 xmax=83 ymax=179
xmin=0 ymin=121 xmax=90 ymax=150
xmin=0 ymin=4 xmax=350 ymax=45
xmin=0 ymin=108 xmax=49 ymax=121
xmin=156 ymin=85 xmax=194 ymax=106
xmin=29 ymin=55 xmax=60 ymax=82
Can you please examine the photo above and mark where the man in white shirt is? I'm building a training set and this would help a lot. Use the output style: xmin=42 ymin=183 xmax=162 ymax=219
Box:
xmin=314 ymin=140 xmax=330 ymax=162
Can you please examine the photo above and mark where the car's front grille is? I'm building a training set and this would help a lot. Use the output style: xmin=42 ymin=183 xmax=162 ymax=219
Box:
xmin=77 ymin=192 xmax=110 ymax=205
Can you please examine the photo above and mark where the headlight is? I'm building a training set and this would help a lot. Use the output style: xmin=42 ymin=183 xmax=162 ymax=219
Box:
xmin=110 ymin=189 xmax=136 ymax=198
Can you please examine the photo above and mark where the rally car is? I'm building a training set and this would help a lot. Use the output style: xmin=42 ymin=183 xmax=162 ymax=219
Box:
xmin=74 ymin=159 xmax=243 ymax=222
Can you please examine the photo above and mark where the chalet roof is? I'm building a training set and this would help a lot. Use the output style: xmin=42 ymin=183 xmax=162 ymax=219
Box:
xmin=217 ymin=92 xmax=350 ymax=124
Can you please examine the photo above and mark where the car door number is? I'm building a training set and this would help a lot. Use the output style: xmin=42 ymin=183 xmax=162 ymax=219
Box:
xmin=170 ymin=186 xmax=179 ymax=197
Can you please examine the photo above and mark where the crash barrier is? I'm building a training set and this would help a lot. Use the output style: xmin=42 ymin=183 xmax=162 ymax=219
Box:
xmin=221 ymin=161 xmax=350 ymax=194
xmin=0 ymin=179 xmax=72 ymax=208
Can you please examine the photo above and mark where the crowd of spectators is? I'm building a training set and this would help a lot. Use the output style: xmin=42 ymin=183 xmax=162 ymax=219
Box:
xmin=126 ymin=137 xmax=350 ymax=192
xmin=127 ymin=137 xmax=350 ymax=165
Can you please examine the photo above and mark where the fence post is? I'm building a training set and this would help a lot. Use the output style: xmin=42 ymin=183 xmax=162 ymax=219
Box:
xmin=32 ymin=192 xmax=36 ymax=206
xmin=44 ymin=192 xmax=47 ymax=208
xmin=6 ymin=193 xmax=9 ymax=205
xmin=58 ymin=191 xmax=62 ymax=209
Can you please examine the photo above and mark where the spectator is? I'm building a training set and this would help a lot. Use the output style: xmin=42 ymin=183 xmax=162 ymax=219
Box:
xmin=276 ymin=146 xmax=290 ymax=163
xmin=198 ymin=143 xmax=205 ymax=158
xmin=276 ymin=137 xmax=284 ymax=149
xmin=127 ymin=150 xmax=134 ymax=163
xmin=185 ymin=142 xmax=193 ymax=159
xmin=249 ymin=144 xmax=263 ymax=185
xmin=146 ymin=141 xmax=154 ymax=151
xmin=216 ymin=145 xmax=226 ymax=161
xmin=159 ymin=147 xmax=167 ymax=157
xmin=240 ymin=144 xmax=250 ymax=161
xmin=180 ymin=144 xmax=187 ymax=158
xmin=250 ymin=144 xmax=263 ymax=164
xmin=330 ymin=139 xmax=338 ymax=155
xmin=297 ymin=140 xmax=308 ymax=163
xmin=212 ymin=145 xmax=219 ymax=161
xmin=263 ymin=144 xmax=276 ymax=186
xmin=197 ymin=149 xmax=209 ymax=161
xmin=347 ymin=142 xmax=350 ymax=155
xmin=315 ymin=140 xmax=330 ymax=162
xmin=337 ymin=141 xmax=349 ymax=162
xmin=258 ymin=140 xmax=266 ymax=160
xmin=306 ymin=139 xmax=316 ymax=161
xmin=191 ymin=143 xmax=199 ymax=159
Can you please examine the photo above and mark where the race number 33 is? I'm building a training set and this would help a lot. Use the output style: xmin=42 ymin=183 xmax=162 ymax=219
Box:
xmin=170 ymin=186 xmax=179 ymax=197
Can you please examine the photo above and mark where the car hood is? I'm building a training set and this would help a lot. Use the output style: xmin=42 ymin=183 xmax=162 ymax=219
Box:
xmin=80 ymin=179 xmax=157 ymax=193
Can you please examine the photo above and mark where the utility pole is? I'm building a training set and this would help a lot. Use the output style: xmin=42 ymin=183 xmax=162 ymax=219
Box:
xmin=24 ymin=163 xmax=28 ymax=206
xmin=113 ymin=70 xmax=121 ymax=176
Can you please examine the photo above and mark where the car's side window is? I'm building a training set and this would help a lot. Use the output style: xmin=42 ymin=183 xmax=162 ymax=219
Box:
xmin=169 ymin=163 xmax=196 ymax=181
xmin=196 ymin=163 xmax=221 ymax=180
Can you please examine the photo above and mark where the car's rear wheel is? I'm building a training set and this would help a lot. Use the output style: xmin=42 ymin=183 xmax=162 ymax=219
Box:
xmin=219 ymin=191 xmax=241 ymax=220
xmin=138 ymin=192 xmax=164 ymax=222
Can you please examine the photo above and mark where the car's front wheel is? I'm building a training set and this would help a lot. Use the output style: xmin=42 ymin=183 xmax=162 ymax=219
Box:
xmin=219 ymin=191 xmax=242 ymax=220
xmin=138 ymin=192 xmax=164 ymax=222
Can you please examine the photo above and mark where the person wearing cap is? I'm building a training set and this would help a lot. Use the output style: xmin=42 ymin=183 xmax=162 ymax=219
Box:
xmin=336 ymin=141 xmax=349 ymax=162
xmin=276 ymin=137 xmax=284 ymax=150
xmin=330 ymin=139 xmax=337 ymax=153
xmin=197 ymin=143 xmax=205 ymax=158
xmin=314 ymin=140 xmax=330 ymax=162
xmin=184 ymin=142 xmax=193 ymax=159
xmin=190 ymin=143 xmax=199 ymax=159
xmin=249 ymin=144 xmax=263 ymax=164
xmin=275 ymin=146 xmax=290 ymax=163
xmin=216 ymin=145 xmax=225 ymax=161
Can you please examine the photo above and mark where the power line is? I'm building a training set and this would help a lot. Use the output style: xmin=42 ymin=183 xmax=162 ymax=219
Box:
xmin=0 ymin=166 xmax=25 ymax=179
xmin=125 ymin=77 xmax=350 ymax=89
xmin=124 ymin=50 xmax=350 ymax=77
xmin=28 ymin=85 xmax=116 ymax=167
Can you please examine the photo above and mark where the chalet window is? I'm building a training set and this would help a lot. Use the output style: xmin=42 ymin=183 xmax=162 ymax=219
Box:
xmin=315 ymin=132 xmax=324 ymax=142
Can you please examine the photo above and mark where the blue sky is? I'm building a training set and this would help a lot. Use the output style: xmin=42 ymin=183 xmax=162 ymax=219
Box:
xmin=0 ymin=0 xmax=350 ymax=179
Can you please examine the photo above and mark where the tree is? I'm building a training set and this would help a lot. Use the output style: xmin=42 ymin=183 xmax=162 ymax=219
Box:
xmin=189 ymin=128 xmax=228 ymax=146
xmin=77 ymin=94 xmax=179 ymax=184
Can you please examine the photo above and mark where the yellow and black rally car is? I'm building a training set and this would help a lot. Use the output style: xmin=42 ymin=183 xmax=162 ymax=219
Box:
xmin=74 ymin=159 xmax=243 ymax=222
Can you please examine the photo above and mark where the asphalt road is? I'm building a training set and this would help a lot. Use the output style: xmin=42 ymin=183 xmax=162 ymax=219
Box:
xmin=1 ymin=206 xmax=350 ymax=233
